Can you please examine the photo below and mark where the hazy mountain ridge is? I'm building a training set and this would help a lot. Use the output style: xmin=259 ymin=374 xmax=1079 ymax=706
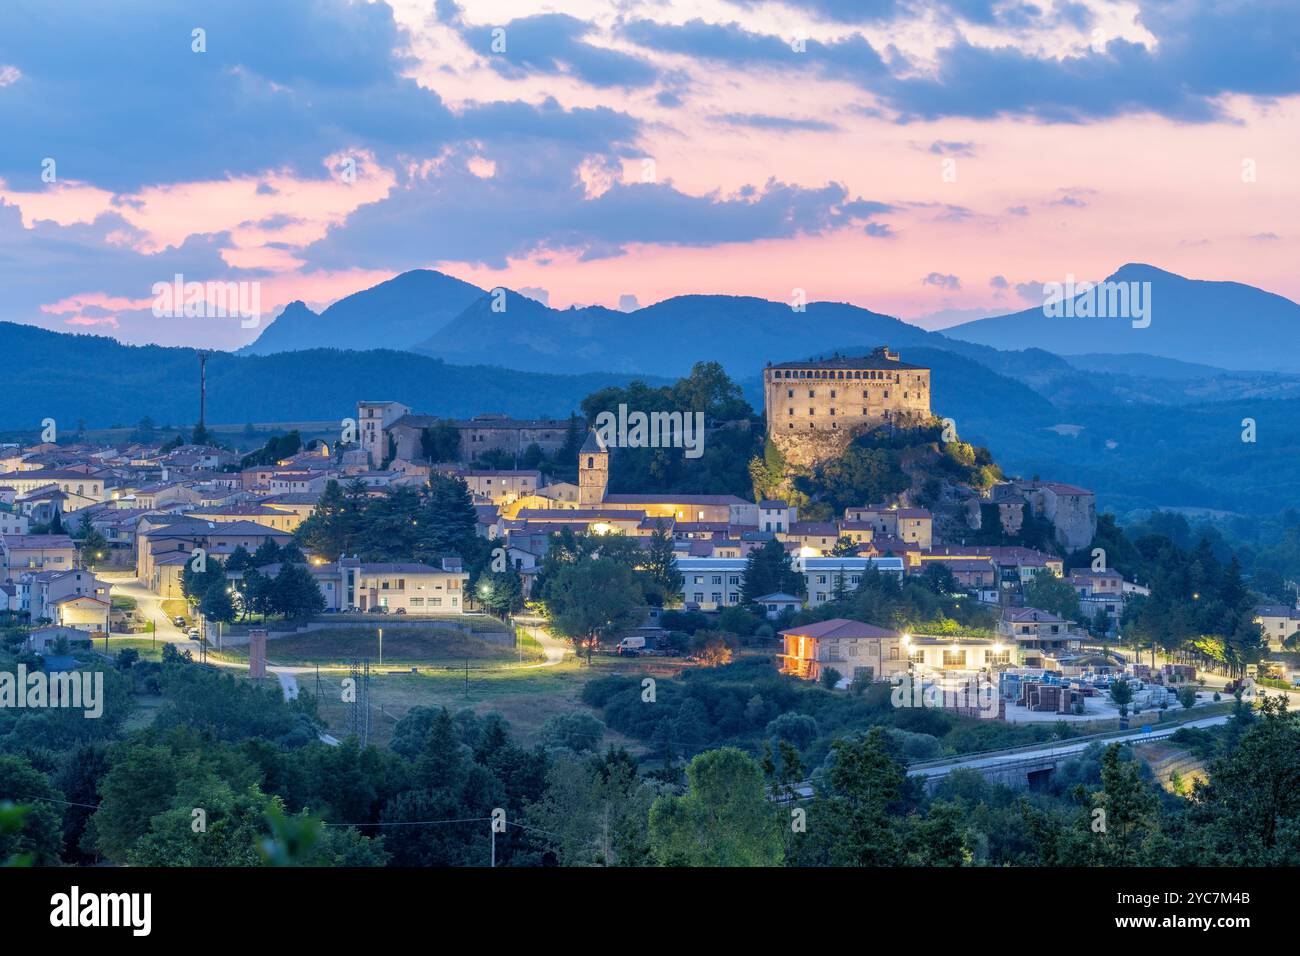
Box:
xmin=0 ymin=322 xmax=650 ymax=430
xmin=240 ymin=269 xmax=486 ymax=355
xmin=947 ymin=263 xmax=1300 ymax=372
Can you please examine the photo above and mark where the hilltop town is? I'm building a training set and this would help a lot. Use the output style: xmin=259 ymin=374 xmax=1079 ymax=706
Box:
xmin=4 ymin=348 xmax=1284 ymax=687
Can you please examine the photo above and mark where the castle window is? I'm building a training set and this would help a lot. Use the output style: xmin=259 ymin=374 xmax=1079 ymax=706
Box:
xmin=862 ymin=390 xmax=868 ymax=398
xmin=787 ymin=390 xmax=793 ymax=398
xmin=829 ymin=408 xmax=836 ymax=415
xmin=883 ymin=391 xmax=889 ymax=399
xmin=788 ymin=408 xmax=794 ymax=415
xmin=587 ymin=457 xmax=593 ymax=468
xmin=808 ymin=389 xmax=815 ymax=397
xmin=809 ymin=408 xmax=814 ymax=415
xmin=830 ymin=390 xmax=836 ymax=398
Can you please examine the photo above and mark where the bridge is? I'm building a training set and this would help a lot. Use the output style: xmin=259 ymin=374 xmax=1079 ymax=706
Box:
xmin=907 ymin=713 xmax=1230 ymax=792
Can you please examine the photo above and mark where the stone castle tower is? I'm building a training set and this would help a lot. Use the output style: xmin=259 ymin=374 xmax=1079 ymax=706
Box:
xmin=763 ymin=347 xmax=932 ymax=467
xmin=578 ymin=429 xmax=609 ymax=507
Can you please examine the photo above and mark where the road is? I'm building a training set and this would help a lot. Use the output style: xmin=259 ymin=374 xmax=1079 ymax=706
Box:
xmin=105 ymin=574 xmax=318 ymax=708
xmin=911 ymin=713 xmax=1233 ymax=779
xmin=515 ymin=622 xmax=569 ymax=667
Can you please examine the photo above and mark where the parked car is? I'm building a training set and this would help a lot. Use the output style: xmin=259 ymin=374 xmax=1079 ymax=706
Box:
xmin=395 ymin=607 xmax=407 ymax=615
xmin=173 ymin=616 xmax=186 ymax=627
xmin=366 ymin=605 xmax=388 ymax=614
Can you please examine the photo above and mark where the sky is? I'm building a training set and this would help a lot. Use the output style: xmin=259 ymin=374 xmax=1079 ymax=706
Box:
xmin=0 ymin=0 xmax=1296 ymax=349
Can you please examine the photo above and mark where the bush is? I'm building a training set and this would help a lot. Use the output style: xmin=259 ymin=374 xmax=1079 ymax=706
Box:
xmin=717 ymin=606 xmax=757 ymax=637
xmin=660 ymin=609 xmax=710 ymax=634
xmin=579 ymin=674 xmax=638 ymax=709
xmin=820 ymin=667 xmax=842 ymax=689
xmin=539 ymin=711 xmax=606 ymax=753
xmin=886 ymin=728 xmax=942 ymax=760
xmin=765 ymin=712 xmax=818 ymax=749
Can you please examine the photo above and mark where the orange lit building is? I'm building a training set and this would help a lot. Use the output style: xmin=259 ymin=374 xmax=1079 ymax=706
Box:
xmin=778 ymin=618 xmax=907 ymax=684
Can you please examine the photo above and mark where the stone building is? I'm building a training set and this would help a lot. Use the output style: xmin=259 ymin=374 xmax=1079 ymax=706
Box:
xmin=366 ymin=405 xmax=573 ymax=466
xmin=577 ymin=430 xmax=609 ymax=508
xmin=763 ymin=347 xmax=931 ymax=466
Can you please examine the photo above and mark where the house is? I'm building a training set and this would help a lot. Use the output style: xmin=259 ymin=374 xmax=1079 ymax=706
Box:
xmin=24 ymin=625 xmax=95 ymax=654
xmin=758 ymin=499 xmax=795 ymax=533
xmin=678 ymin=557 xmax=747 ymax=610
xmin=797 ymin=556 xmax=906 ymax=606
xmin=997 ymin=607 xmax=1083 ymax=667
xmin=0 ymin=469 xmax=107 ymax=502
xmin=0 ymin=509 xmax=30 ymax=536
xmin=458 ymin=470 xmax=543 ymax=505
xmin=1072 ymin=568 xmax=1127 ymax=626
xmin=782 ymin=521 xmax=841 ymax=555
xmin=753 ymin=592 xmax=802 ymax=619
xmin=136 ymin=519 xmax=293 ymax=595
xmin=843 ymin=505 xmax=933 ymax=549
xmin=1255 ymin=605 xmax=1300 ymax=651
xmin=1 ymin=534 xmax=77 ymax=582
xmin=329 ymin=557 xmax=470 ymax=613
xmin=19 ymin=569 xmax=111 ymax=632
xmin=913 ymin=557 xmax=999 ymax=590
xmin=904 ymin=635 xmax=1014 ymax=673
xmin=778 ymin=618 xmax=907 ymax=683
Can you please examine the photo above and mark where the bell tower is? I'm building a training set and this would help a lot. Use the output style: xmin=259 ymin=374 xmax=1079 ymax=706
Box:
xmin=578 ymin=430 xmax=609 ymax=508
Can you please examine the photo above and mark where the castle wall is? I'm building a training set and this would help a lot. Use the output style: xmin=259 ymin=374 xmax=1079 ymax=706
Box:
xmin=764 ymin=361 xmax=931 ymax=467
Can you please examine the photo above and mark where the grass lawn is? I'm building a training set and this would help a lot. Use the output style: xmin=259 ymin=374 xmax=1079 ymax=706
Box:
xmin=308 ymin=653 xmax=674 ymax=752
xmin=104 ymin=637 xmax=169 ymax=662
xmin=161 ymin=599 xmax=189 ymax=622
xmin=218 ymin=625 xmax=544 ymax=668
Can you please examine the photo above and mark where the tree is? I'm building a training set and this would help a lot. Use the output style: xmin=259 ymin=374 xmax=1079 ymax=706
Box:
xmin=798 ymin=729 xmax=907 ymax=867
xmin=919 ymin=561 xmax=958 ymax=595
xmin=0 ymin=756 xmax=65 ymax=865
xmin=1176 ymin=685 xmax=1198 ymax=710
xmin=1078 ymin=745 xmax=1165 ymax=866
xmin=648 ymin=748 xmax=783 ymax=866
xmin=1023 ymin=569 xmax=1082 ymax=621
xmin=642 ymin=523 xmax=682 ymax=606
xmin=545 ymin=558 xmax=644 ymax=663
xmin=419 ymin=421 xmax=461 ymax=463
xmin=200 ymin=578 xmax=236 ymax=625
xmin=527 ymin=751 xmax=656 ymax=866
xmin=77 ymin=527 xmax=110 ymax=569
xmin=475 ymin=568 xmax=523 ymax=618
xmin=1182 ymin=696 xmax=1300 ymax=864
xmin=1109 ymin=679 xmax=1134 ymax=718
xmin=271 ymin=564 xmax=326 ymax=620
xmin=740 ymin=538 xmax=805 ymax=605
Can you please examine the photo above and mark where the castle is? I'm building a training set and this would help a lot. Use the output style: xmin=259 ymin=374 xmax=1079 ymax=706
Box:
xmin=763 ymin=347 xmax=932 ymax=466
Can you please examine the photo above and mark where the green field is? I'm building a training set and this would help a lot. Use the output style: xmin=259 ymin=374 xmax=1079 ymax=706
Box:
xmin=218 ymin=625 xmax=544 ymax=668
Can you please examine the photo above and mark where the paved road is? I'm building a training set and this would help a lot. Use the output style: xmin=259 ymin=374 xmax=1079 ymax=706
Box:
xmin=516 ymin=622 xmax=569 ymax=667
xmin=103 ymin=573 xmax=195 ymax=649
xmin=912 ymin=713 xmax=1233 ymax=779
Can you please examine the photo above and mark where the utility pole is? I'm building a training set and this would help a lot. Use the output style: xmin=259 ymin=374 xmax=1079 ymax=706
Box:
xmin=378 ymin=626 xmax=383 ymax=666
xmin=196 ymin=350 xmax=211 ymax=442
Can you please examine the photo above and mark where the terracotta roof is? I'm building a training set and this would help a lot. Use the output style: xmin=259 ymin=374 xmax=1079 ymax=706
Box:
xmin=780 ymin=618 xmax=898 ymax=640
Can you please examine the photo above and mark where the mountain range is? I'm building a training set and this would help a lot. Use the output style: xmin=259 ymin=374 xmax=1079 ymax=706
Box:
xmin=946 ymin=264 xmax=1300 ymax=372
xmin=7 ymin=262 xmax=1300 ymax=516
xmin=242 ymin=262 xmax=1300 ymax=377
